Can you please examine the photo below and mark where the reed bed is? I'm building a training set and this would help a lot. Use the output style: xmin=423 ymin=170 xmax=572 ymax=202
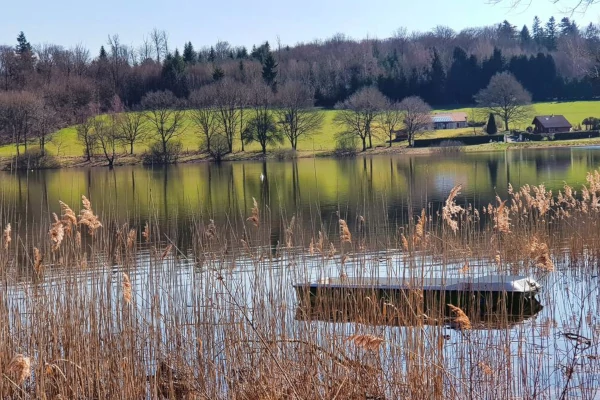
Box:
xmin=2 ymin=171 xmax=600 ymax=399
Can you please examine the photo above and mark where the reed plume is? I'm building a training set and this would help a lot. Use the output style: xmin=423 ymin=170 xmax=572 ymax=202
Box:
xmin=7 ymin=354 xmax=31 ymax=385
xmin=493 ymin=198 xmax=511 ymax=234
xmin=286 ymin=216 xmax=296 ymax=248
xmin=59 ymin=200 xmax=77 ymax=235
xmin=2 ymin=223 xmax=10 ymax=251
xmin=161 ymin=244 xmax=173 ymax=260
xmin=529 ymin=236 xmax=554 ymax=272
xmin=347 ymin=334 xmax=385 ymax=351
xmin=49 ymin=213 xmax=65 ymax=252
xmin=78 ymin=195 xmax=102 ymax=235
xmin=127 ymin=229 xmax=136 ymax=250
xmin=415 ymin=209 xmax=426 ymax=240
xmin=205 ymin=219 xmax=216 ymax=240
xmin=142 ymin=222 xmax=150 ymax=242
xmin=122 ymin=273 xmax=132 ymax=304
xmin=339 ymin=219 xmax=352 ymax=244
xmin=33 ymin=247 xmax=43 ymax=275
xmin=447 ymin=304 xmax=472 ymax=330
xmin=247 ymin=197 xmax=260 ymax=227
xmin=401 ymin=233 xmax=409 ymax=252
xmin=442 ymin=185 xmax=463 ymax=233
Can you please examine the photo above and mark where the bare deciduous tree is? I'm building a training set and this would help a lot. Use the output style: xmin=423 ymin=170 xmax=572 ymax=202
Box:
xmin=0 ymin=90 xmax=40 ymax=155
xmin=398 ymin=96 xmax=432 ymax=146
xmin=141 ymin=90 xmax=184 ymax=155
xmin=189 ymin=87 xmax=220 ymax=153
xmin=334 ymin=86 xmax=387 ymax=151
xmin=243 ymin=82 xmax=283 ymax=154
xmin=93 ymin=116 xmax=119 ymax=167
xmin=77 ymin=116 xmax=97 ymax=161
xmin=150 ymin=28 xmax=169 ymax=63
xmin=379 ymin=100 xmax=404 ymax=147
xmin=117 ymin=108 xmax=149 ymax=154
xmin=213 ymin=78 xmax=243 ymax=153
xmin=274 ymin=81 xmax=323 ymax=150
xmin=475 ymin=72 xmax=533 ymax=131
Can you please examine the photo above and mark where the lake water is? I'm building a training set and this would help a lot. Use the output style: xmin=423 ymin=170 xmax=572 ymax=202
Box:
xmin=3 ymin=147 xmax=600 ymax=398
xmin=2 ymin=147 xmax=600 ymax=245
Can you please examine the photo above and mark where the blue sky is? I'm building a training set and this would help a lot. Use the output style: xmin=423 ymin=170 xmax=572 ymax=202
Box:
xmin=1 ymin=0 xmax=598 ymax=53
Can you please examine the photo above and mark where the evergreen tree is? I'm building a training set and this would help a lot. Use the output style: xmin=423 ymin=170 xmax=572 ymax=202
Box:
xmin=236 ymin=46 xmax=248 ymax=59
xmin=425 ymin=48 xmax=446 ymax=105
xmin=498 ymin=20 xmax=517 ymax=41
xmin=532 ymin=16 xmax=545 ymax=45
xmin=183 ymin=42 xmax=196 ymax=64
xmin=99 ymin=46 xmax=108 ymax=60
xmin=486 ymin=113 xmax=497 ymax=134
xmin=262 ymin=52 xmax=278 ymax=89
xmin=559 ymin=17 xmax=578 ymax=36
xmin=520 ymin=25 xmax=532 ymax=45
xmin=162 ymin=49 xmax=187 ymax=97
xmin=15 ymin=31 xmax=32 ymax=54
xmin=208 ymin=46 xmax=216 ymax=62
xmin=212 ymin=66 xmax=224 ymax=81
xmin=546 ymin=17 xmax=558 ymax=50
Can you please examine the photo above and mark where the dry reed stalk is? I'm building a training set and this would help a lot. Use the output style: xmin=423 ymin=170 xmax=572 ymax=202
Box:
xmin=442 ymin=185 xmax=463 ymax=233
xmin=529 ymin=236 xmax=554 ymax=272
xmin=205 ymin=219 xmax=216 ymax=240
xmin=33 ymin=247 xmax=43 ymax=275
xmin=142 ymin=222 xmax=150 ymax=242
xmin=247 ymin=197 xmax=260 ymax=227
xmin=346 ymin=334 xmax=385 ymax=351
xmin=49 ymin=213 xmax=65 ymax=252
xmin=7 ymin=354 xmax=31 ymax=385
xmin=122 ymin=273 xmax=132 ymax=304
xmin=78 ymin=195 xmax=102 ymax=235
xmin=308 ymin=238 xmax=314 ymax=255
xmin=478 ymin=362 xmax=493 ymax=376
xmin=459 ymin=262 xmax=469 ymax=274
xmin=447 ymin=304 xmax=471 ymax=330
xmin=286 ymin=216 xmax=296 ymax=248
xmin=161 ymin=244 xmax=173 ymax=260
xmin=2 ymin=223 xmax=11 ymax=251
xmin=127 ymin=229 xmax=136 ymax=250
xmin=59 ymin=200 xmax=77 ymax=235
xmin=493 ymin=198 xmax=511 ymax=234
xmin=415 ymin=209 xmax=426 ymax=241
xmin=328 ymin=243 xmax=336 ymax=259
xmin=339 ymin=219 xmax=352 ymax=244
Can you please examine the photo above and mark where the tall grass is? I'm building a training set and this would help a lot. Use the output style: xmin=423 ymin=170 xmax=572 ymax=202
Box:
xmin=2 ymin=171 xmax=600 ymax=398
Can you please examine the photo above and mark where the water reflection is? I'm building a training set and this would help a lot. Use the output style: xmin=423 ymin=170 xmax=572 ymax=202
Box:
xmin=2 ymin=147 xmax=600 ymax=247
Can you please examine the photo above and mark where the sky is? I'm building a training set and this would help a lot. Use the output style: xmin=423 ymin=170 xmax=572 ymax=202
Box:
xmin=1 ymin=0 xmax=599 ymax=53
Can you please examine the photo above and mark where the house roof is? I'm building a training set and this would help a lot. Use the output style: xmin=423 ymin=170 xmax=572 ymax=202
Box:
xmin=431 ymin=112 xmax=468 ymax=123
xmin=532 ymin=115 xmax=572 ymax=129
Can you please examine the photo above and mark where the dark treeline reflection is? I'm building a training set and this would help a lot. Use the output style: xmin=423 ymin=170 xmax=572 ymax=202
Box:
xmin=2 ymin=147 xmax=600 ymax=250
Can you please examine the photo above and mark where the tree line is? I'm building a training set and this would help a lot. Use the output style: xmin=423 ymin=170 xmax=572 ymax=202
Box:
xmin=0 ymin=17 xmax=599 ymax=160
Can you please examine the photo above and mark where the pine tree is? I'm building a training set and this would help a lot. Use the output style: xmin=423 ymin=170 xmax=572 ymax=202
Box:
xmin=15 ymin=31 xmax=32 ymax=54
xmin=520 ymin=25 xmax=532 ymax=45
xmin=208 ymin=46 xmax=216 ymax=63
xmin=426 ymin=49 xmax=446 ymax=105
xmin=262 ymin=52 xmax=278 ymax=89
xmin=99 ymin=46 xmax=108 ymax=60
xmin=183 ymin=42 xmax=196 ymax=64
xmin=486 ymin=113 xmax=498 ymax=135
xmin=212 ymin=66 xmax=224 ymax=81
xmin=546 ymin=17 xmax=558 ymax=50
xmin=532 ymin=16 xmax=545 ymax=45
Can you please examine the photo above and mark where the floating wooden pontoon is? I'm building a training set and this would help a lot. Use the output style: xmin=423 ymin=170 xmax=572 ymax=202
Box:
xmin=293 ymin=275 xmax=543 ymax=328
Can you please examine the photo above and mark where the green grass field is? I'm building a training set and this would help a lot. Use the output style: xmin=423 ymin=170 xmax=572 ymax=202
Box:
xmin=0 ymin=101 xmax=598 ymax=158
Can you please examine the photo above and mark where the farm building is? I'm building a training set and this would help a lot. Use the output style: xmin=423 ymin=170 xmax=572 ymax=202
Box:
xmin=532 ymin=115 xmax=572 ymax=134
xmin=431 ymin=112 xmax=468 ymax=130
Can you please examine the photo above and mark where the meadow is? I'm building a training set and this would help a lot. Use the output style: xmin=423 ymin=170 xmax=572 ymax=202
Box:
xmin=0 ymin=100 xmax=598 ymax=160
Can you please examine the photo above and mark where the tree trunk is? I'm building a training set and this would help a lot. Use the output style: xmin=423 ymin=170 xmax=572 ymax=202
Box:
xmin=361 ymin=137 xmax=366 ymax=152
xmin=368 ymin=132 xmax=372 ymax=149
xmin=388 ymin=132 xmax=392 ymax=147
xmin=504 ymin=117 xmax=509 ymax=132
xmin=261 ymin=143 xmax=266 ymax=154
xmin=130 ymin=142 xmax=134 ymax=155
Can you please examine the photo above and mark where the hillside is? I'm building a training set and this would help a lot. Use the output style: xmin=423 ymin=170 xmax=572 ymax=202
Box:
xmin=0 ymin=101 xmax=598 ymax=159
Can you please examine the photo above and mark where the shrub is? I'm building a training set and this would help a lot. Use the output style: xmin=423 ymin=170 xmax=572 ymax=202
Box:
xmin=142 ymin=140 xmax=182 ymax=165
xmin=413 ymin=135 xmax=504 ymax=148
xmin=12 ymin=148 xmax=59 ymax=170
xmin=206 ymin=135 xmax=230 ymax=162
xmin=274 ymin=148 xmax=298 ymax=161
xmin=433 ymin=140 xmax=464 ymax=155
xmin=333 ymin=134 xmax=358 ymax=157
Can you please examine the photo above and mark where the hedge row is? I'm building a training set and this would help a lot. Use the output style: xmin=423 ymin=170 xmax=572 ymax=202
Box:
xmin=518 ymin=131 xmax=600 ymax=141
xmin=413 ymin=135 xmax=505 ymax=148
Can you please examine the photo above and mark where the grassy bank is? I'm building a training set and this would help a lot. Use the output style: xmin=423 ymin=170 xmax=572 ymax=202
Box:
xmin=0 ymin=100 xmax=599 ymax=167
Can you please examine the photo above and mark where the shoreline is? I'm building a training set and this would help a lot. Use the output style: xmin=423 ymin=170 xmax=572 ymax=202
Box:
xmin=2 ymin=137 xmax=600 ymax=171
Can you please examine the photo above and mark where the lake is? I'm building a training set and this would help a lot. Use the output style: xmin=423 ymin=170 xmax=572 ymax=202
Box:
xmin=2 ymin=147 xmax=600 ymax=399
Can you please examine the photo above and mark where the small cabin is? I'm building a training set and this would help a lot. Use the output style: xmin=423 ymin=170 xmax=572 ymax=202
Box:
xmin=532 ymin=115 xmax=572 ymax=134
xmin=431 ymin=112 xmax=468 ymax=130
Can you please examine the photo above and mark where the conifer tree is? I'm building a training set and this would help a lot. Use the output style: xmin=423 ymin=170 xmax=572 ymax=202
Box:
xmin=520 ymin=25 xmax=532 ymax=44
xmin=532 ymin=16 xmax=545 ymax=45
xmin=183 ymin=42 xmax=196 ymax=64
xmin=486 ymin=113 xmax=498 ymax=134
xmin=546 ymin=17 xmax=558 ymax=50
xmin=15 ymin=32 xmax=32 ymax=54
xmin=262 ymin=52 xmax=278 ymax=90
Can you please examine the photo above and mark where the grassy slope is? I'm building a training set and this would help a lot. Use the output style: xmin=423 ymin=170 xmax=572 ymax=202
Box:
xmin=0 ymin=101 xmax=598 ymax=158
